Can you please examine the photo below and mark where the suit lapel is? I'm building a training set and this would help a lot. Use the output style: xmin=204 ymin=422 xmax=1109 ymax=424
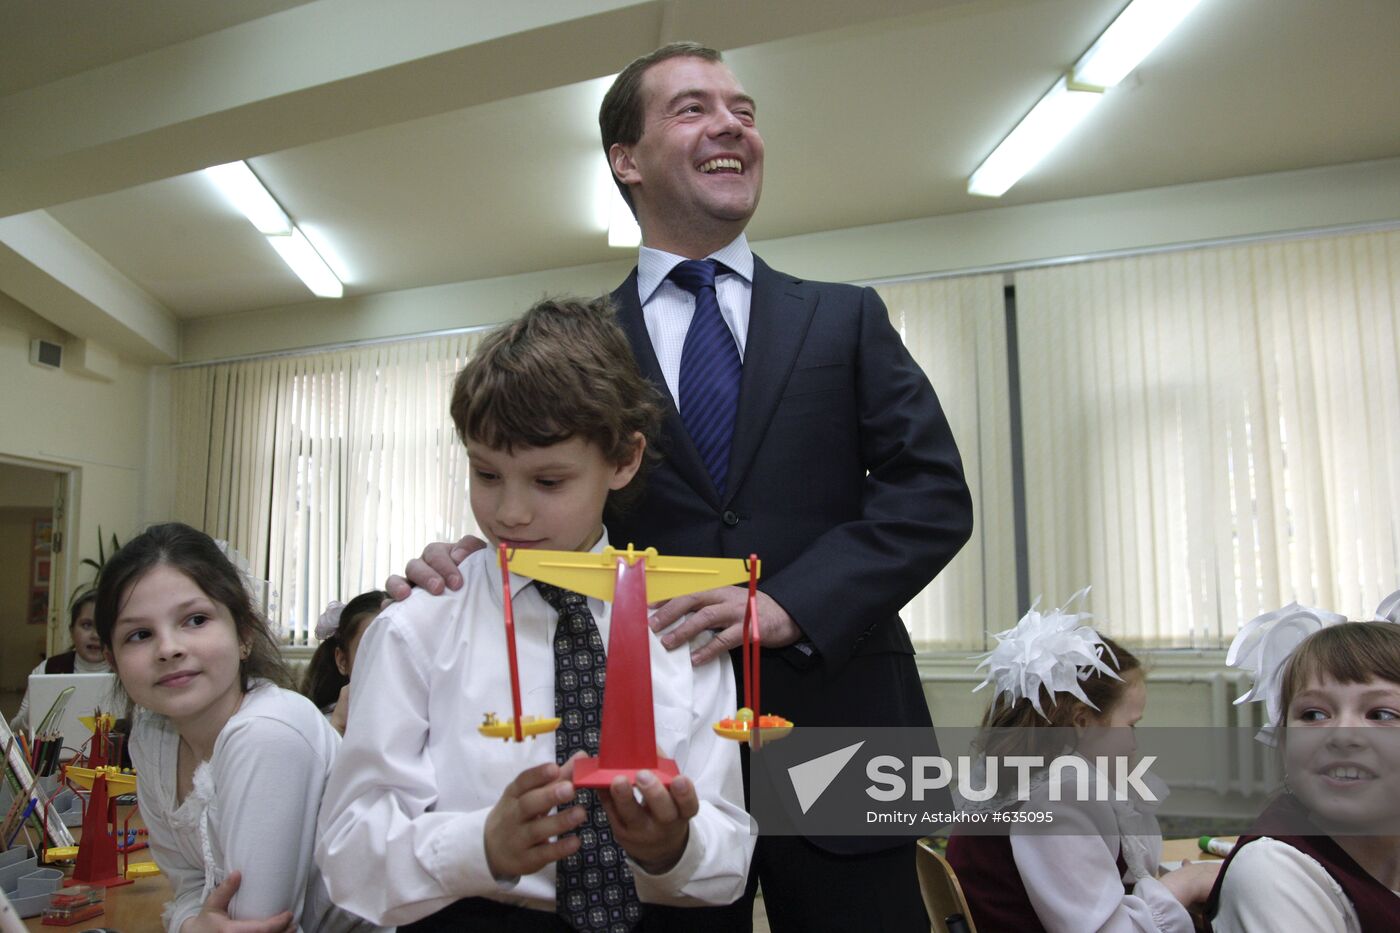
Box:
xmin=726 ymin=257 xmax=817 ymax=503
xmin=611 ymin=271 xmax=720 ymax=508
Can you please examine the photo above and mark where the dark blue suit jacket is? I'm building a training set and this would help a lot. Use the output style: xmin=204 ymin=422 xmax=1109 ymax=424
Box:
xmin=608 ymin=255 xmax=973 ymax=738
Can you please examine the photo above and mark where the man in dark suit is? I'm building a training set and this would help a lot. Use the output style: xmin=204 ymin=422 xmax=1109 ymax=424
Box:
xmin=395 ymin=41 xmax=972 ymax=932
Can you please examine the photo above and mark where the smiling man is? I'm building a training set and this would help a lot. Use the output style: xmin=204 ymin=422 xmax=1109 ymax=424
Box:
xmin=400 ymin=41 xmax=973 ymax=932
xmin=597 ymin=43 xmax=973 ymax=932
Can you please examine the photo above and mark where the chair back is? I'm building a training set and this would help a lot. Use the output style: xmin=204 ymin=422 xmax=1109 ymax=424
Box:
xmin=916 ymin=838 xmax=978 ymax=933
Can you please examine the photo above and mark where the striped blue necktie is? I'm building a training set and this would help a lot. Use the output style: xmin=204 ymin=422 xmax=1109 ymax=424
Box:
xmin=670 ymin=259 xmax=741 ymax=495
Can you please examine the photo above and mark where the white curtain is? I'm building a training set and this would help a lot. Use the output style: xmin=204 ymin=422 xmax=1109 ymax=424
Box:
xmin=172 ymin=332 xmax=484 ymax=643
xmin=877 ymin=275 xmax=1014 ymax=649
xmin=1015 ymin=229 xmax=1400 ymax=645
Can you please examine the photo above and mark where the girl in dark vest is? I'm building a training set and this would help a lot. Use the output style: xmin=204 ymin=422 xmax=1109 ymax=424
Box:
xmin=8 ymin=589 xmax=109 ymax=732
xmin=1209 ymin=597 xmax=1400 ymax=932
xmin=946 ymin=593 xmax=1219 ymax=932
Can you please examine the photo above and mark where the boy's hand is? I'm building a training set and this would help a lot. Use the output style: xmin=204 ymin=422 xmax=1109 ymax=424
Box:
xmin=385 ymin=534 xmax=487 ymax=599
xmin=484 ymin=761 xmax=586 ymax=881
xmin=181 ymin=871 xmax=295 ymax=933
xmin=599 ymin=770 xmax=698 ymax=875
xmin=650 ymin=586 xmax=801 ymax=665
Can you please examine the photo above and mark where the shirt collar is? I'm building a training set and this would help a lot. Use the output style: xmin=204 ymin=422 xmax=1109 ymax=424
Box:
xmin=636 ymin=233 xmax=752 ymax=306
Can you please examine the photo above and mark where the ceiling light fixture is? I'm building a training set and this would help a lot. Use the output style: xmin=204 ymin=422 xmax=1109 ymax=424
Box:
xmin=967 ymin=78 xmax=1103 ymax=198
xmin=267 ymin=228 xmax=344 ymax=299
xmin=204 ymin=160 xmax=343 ymax=299
xmin=968 ymin=0 xmax=1206 ymax=197
xmin=1073 ymin=0 xmax=1206 ymax=89
xmin=205 ymin=161 xmax=292 ymax=235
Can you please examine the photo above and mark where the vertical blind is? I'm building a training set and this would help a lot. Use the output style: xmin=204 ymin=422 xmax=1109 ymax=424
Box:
xmin=173 ymin=333 xmax=483 ymax=643
xmin=169 ymin=227 xmax=1398 ymax=649
xmin=1015 ymin=229 xmax=1400 ymax=645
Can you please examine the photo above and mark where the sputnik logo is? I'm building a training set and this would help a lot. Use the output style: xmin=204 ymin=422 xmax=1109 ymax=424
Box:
xmin=787 ymin=741 xmax=865 ymax=814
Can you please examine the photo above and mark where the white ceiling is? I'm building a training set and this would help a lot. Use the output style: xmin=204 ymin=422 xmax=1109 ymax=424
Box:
xmin=2 ymin=0 xmax=1399 ymax=357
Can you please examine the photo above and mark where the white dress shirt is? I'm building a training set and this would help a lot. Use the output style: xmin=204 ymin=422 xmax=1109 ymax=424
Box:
xmin=1212 ymin=837 xmax=1368 ymax=933
xmin=316 ymin=532 xmax=752 ymax=927
xmin=964 ymin=760 xmax=1193 ymax=933
xmin=131 ymin=682 xmax=375 ymax=933
xmin=636 ymin=233 xmax=754 ymax=407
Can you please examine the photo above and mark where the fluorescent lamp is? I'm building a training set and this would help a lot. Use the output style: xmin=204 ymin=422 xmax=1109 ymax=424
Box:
xmin=607 ymin=187 xmax=641 ymax=248
xmin=968 ymin=77 xmax=1103 ymax=198
xmin=205 ymin=161 xmax=292 ymax=235
xmin=1073 ymin=0 xmax=1206 ymax=89
xmin=267 ymin=228 xmax=344 ymax=298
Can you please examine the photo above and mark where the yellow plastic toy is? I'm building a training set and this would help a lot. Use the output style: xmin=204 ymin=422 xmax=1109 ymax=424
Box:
xmin=62 ymin=764 xmax=137 ymax=795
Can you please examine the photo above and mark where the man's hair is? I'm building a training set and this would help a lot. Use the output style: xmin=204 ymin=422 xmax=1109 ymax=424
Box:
xmin=599 ymin=41 xmax=724 ymax=212
xmin=449 ymin=296 xmax=664 ymax=510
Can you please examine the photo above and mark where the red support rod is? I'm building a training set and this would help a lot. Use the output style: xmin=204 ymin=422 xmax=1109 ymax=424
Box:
xmin=498 ymin=544 xmax=524 ymax=742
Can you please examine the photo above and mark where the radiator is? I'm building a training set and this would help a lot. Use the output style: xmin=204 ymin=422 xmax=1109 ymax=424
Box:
xmin=1208 ymin=670 xmax=1280 ymax=797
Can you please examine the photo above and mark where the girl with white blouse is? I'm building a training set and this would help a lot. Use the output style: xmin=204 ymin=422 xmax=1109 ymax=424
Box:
xmin=1209 ymin=609 xmax=1400 ymax=932
xmin=946 ymin=597 xmax=1219 ymax=932
xmin=95 ymin=522 xmax=375 ymax=933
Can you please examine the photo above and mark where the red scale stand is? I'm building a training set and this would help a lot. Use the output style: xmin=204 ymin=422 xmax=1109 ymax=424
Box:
xmin=67 ymin=772 xmax=133 ymax=889
xmin=571 ymin=554 xmax=679 ymax=788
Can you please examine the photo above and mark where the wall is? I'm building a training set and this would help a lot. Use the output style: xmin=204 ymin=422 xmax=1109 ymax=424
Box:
xmin=0 ymin=292 xmax=155 ymax=653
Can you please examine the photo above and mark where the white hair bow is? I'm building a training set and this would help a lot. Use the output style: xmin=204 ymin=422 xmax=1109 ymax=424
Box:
xmin=1226 ymin=602 xmax=1346 ymax=745
xmin=1375 ymin=589 xmax=1400 ymax=624
xmin=315 ymin=600 xmax=345 ymax=641
xmin=972 ymin=587 xmax=1120 ymax=720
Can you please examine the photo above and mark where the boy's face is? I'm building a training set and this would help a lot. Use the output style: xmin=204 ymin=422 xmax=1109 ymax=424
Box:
xmin=468 ymin=435 xmax=642 ymax=553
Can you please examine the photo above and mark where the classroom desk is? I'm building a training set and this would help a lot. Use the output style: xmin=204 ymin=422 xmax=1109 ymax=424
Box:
xmin=1161 ymin=836 xmax=1236 ymax=864
xmin=21 ymin=818 xmax=170 ymax=932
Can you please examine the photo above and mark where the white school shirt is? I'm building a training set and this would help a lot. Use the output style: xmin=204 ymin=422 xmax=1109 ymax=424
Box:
xmin=636 ymin=233 xmax=753 ymax=406
xmin=972 ymin=759 xmax=1194 ymax=933
xmin=316 ymin=532 xmax=752 ymax=927
xmin=1212 ymin=837 xmax=1368 ymax=933
xmin=131 ymin=681 xmax=376 ymax=933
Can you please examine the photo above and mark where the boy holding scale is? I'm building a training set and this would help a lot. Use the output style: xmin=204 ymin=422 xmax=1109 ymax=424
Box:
xmin=316 ymin=297 xmax=752 ymax=931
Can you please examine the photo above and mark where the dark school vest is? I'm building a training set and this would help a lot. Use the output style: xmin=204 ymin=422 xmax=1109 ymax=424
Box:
xmin=1204 ymin=790 xmax=1400 ymax=930
xmin=43 ymin=650 xmax=77 ymax=674
xmin=946 ymin=834 xmax=1131 ymax=932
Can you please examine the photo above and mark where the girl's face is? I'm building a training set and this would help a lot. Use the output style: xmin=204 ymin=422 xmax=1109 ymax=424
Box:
xmin=1284 ymin=675 xmax=1400 ymax=832
xmin=70 ymin=601 xmax=105 ymax=664
xmin=333 ymin=610 xmax=379 ymax=678
xmin=108 ymin=564 xmax=246 ymax=734
xmin=1075 ymin=670 xmax=1146 ymax=760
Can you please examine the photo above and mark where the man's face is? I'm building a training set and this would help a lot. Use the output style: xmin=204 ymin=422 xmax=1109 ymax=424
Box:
xmin=611 ymin=56 xmax=764 ymax=250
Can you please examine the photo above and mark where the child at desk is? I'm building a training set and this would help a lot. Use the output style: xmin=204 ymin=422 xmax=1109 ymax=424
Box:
xmin=95 ymin=523 xmax=375 ymax=933
xmin=316 ymin=297 xmax=751 ymax=930
xmin=1208 ymin=598 xmax=1400 ymax=932
xmin=945 ymin=595 xmax=1218 ymax=932
xmin=301 ymin=590 xmax=387 ymax=734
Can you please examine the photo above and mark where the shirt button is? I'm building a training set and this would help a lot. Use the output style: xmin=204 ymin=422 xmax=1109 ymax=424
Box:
xmin=722 ymin=510 xmax=740 ymax=527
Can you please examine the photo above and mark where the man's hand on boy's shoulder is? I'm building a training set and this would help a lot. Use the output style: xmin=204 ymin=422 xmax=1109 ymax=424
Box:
xmin=483 ymin=760 xmax=586 ymax=882
xmin=387 ymin=534 xmax=487 ymax=599
xmin=650 ymin=586 xmax=801 ymax=666
xmin=600 ymin=769 xmax=699 ymax=876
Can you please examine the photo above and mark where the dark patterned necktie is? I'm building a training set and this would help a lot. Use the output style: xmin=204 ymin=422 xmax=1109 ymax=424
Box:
xmin=536 ymin=581 xmax=642 ymax=933
xmin=670 ymin=258 xmax=741 ymax=495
